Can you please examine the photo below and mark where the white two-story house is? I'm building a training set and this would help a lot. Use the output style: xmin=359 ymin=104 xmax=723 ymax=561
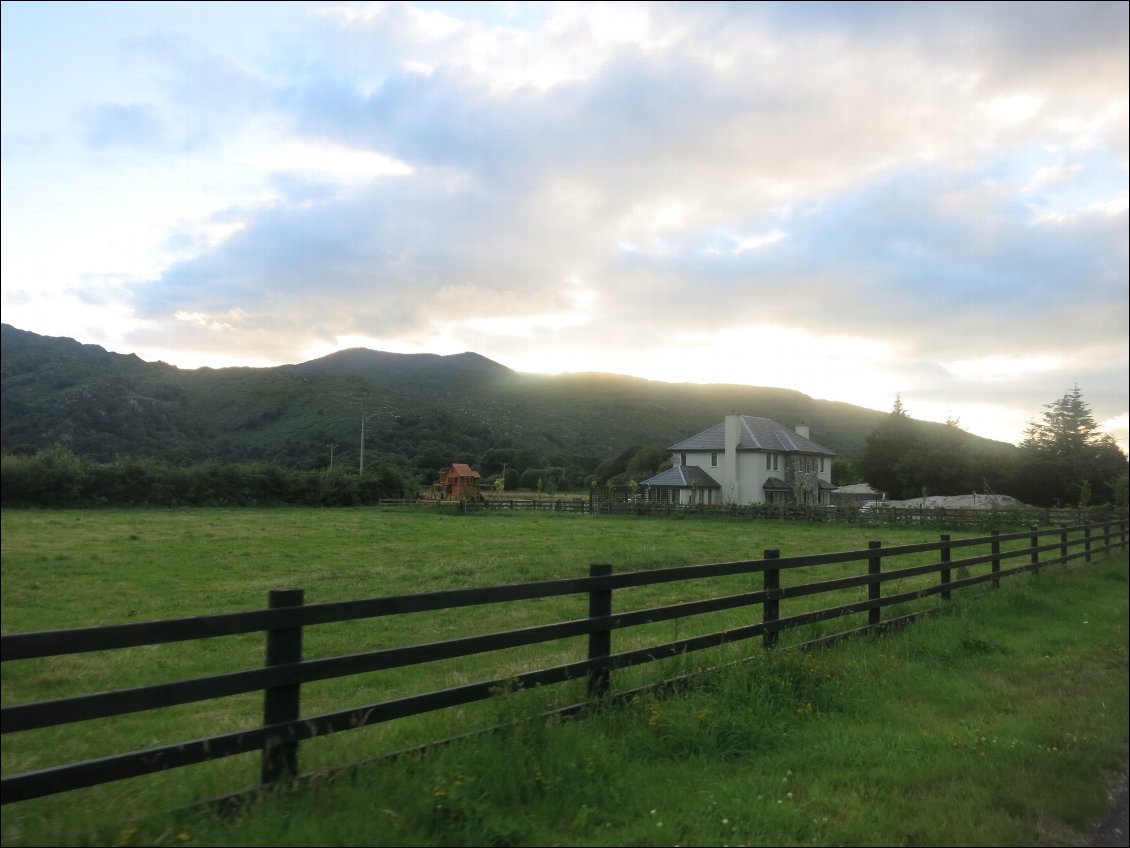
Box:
xmin=639 ymin=413 xmax=837 ymax=506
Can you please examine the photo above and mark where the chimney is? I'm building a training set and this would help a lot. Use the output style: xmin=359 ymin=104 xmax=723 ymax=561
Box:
xmin=724 ymin=413 xmax=740 ymax=500
xmin=795 ymin=423 xmax=810 ymax=440
xmin=725 ymin=413 xmax=740 ymax=453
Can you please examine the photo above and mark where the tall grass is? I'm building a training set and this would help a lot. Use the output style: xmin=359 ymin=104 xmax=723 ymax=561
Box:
xmin=1 ymin=509 xmax=1125 ymax=845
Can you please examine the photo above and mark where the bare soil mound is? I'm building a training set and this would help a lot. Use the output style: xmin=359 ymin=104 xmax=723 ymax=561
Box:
xmin=882 ymin=493 xmax=1025 ymax=510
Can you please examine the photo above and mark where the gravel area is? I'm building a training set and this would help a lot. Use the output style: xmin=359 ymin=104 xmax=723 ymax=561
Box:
xmin=880 ymin=493 xmax=1026 ymax=509
xmin=1092 ymin=764 xmax=1129 ymax=847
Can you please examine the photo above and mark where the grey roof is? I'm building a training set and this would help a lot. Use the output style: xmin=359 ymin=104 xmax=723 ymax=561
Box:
xmin=640 ymin=465 xmax=721 ymax=488
xmin=670 ymin=415 xmax=835 ymax=456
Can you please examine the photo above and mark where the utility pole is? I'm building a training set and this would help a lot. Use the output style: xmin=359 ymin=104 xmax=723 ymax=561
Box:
xmin=327 ymin=443 xmax=338 ymax=470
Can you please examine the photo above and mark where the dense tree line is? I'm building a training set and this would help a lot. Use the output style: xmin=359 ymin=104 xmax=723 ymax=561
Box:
xmin=0 ymin=439 xmax=666 ymax=508
xmin=0 ymin=441 xmax=678 ymax=508
xmin=5 ymin=387 xmax=1124 ymax=511
xmin=859 ymin=388 xmax=1128 ymax=509
xmin=0 ymin=448 xmax=416 ymax=508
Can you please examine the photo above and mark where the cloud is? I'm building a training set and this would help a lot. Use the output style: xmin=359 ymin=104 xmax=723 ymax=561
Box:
xmin=131 ymin=2 xmax=1127 ymax=360
xmin=2 ymin=1 xmax=1126 ymax=448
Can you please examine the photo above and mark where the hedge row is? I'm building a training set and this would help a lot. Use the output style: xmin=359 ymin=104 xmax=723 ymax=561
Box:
xmin=0 ymin=448 xmax=416 ymax=508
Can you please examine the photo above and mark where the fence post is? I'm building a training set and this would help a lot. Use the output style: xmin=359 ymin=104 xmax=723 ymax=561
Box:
xmin=1104 ymin=522 xmax=1111 ymax=557
xmin=261 ymin=588 xmax=304 ymax=787
xmin=1060 ymin=526 xmax=1069 ymax=564
xmin=868 ymin=540 xmax=882 ymax=627
xmin=991 ymin=530 xmax=1001 ymax=590
xmin=1084 ymin=522 xmax=1092 ymax=563
xmin=587 ymin=564 xmax=613 ymax=699
xmin=1029 ymin=526 xmax=1040 ymax=573
xmin=940 ymin=534 xmax=952 ymax=602
xmin=763 ymin=550 xmax=780 ymax=649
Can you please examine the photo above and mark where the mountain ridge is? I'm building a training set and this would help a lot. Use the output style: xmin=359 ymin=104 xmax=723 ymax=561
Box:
xmin=0 ymin=323 xmax=1017 ymax=480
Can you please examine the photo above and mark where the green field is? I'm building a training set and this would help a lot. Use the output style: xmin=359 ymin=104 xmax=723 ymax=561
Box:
xmin=1 ymin=508 xmax=1127 ymax=846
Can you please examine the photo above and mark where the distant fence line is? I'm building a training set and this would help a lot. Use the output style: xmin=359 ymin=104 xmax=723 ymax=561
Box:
xmin=1 ymin=519 xmax=1126 ymax=808
xmin=382 ymin=495 xmax=1119 ymax=528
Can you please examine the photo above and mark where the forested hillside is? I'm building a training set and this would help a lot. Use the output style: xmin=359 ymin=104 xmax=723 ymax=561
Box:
xmin=1 ymin=323 xmax=1014 ymax=488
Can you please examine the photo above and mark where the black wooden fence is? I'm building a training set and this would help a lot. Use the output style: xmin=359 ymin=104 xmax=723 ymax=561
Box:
xmin=2 ymin=519 xmax=1126 ymax=806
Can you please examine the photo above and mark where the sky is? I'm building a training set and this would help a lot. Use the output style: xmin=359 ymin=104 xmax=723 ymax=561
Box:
xmin=2 ymin=1 xmax=1128 ymax=452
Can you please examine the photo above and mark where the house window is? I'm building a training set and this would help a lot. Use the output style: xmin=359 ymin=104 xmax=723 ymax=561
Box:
xmin=766 ymin=453 xmax=772 ymax=470
xmin=820 ymin=457 xmax=825 ymax=473
xmin=711 ymin=452 xmax=718 ymax=467
xmin=680 ymin=453 xmax=687 ymax=466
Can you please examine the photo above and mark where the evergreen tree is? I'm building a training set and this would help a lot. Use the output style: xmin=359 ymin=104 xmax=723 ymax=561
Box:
xmin=859 ymin=395 xmax=922 ymax=499
xmin=1019 ymin=385 xmax=1128 ymax=507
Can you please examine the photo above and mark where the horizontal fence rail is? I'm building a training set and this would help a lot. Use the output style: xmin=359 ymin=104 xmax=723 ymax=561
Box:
xmin=389 ymin=496 xmax=1119 ymax=527
xmin=2 ymin=519 xmax=1126 ymax=805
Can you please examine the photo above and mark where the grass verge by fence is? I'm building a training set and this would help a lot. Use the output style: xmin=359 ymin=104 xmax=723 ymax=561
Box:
xmin=181 ymin=553 xmax=1128 ymax=847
